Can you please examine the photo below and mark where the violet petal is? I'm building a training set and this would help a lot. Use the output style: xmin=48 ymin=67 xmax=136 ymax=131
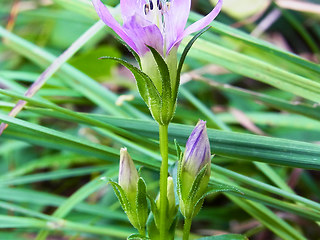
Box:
xmin=92 ymin=0 xmax=138 ymax=53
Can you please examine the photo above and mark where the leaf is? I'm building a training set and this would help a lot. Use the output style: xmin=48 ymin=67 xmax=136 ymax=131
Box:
xmin=136 ymin=178 xmax=148 ymax=230
xmin=116 ymin=37 xmax=141 ymax=68
xmin=197 ymin=234 xmax=248 ymax=240
xmin=174 ymin=26 xmax=211 ymax=101
xmin=109 ymin=180 xmax=131 ymax=213
xmin=174 ymin=139 xmax=182 ymax=161
xmin=187 ymin=164 xmax=209 ymax=202
xmin=147 ymin=46 xmax=172 ymax=124
xmin=69 ymin=46 xmax=121 ymax=79
xmin=195 ymin=182 xmax=244 ymax=207
xmin=147 ymin=195 xmax=159 ymax=228
xmin=185 ymin=34 xmax=320 ymax=103
xmin=0 ymin=25 xmax=143 ymax=118
xmin=92 ymin=117 xmax=320 ymax=170
xmin=127 ymin=233 xmax=150 ymax=240
xmin=99 ymin=56 xmax=162 ymax=121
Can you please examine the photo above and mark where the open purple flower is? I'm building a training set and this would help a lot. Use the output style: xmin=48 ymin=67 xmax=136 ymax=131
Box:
xmin=93 ymin=0 xmax=222 ymax=125
xmin=92 ymin=0 xmax=222 ymax=57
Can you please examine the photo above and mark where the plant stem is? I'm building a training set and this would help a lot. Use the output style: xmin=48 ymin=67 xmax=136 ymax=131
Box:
xmin=159 ymin=124 xmax=169 ymax=239
xmin=183 ymin=217 xmax=192 ymax=240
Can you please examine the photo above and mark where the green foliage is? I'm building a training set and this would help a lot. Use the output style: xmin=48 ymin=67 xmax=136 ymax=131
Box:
xmin=69 ymin=45 xmax=121 ymax=79
xmin=1 ymin=0 xmax=320 ymax=239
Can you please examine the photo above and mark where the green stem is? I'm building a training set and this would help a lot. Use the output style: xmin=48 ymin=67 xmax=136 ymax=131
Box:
xmin=183 ymin=217 xmax=192 ymax=240
xmin=159 ymin=124 xmax=169 ymax=240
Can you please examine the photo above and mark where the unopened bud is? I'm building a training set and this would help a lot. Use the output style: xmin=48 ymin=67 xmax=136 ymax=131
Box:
xmin=119 ymin=148 xmax=139 ymax=200
xmin=178 ymin=120 xmax=211 ymax=219
xmin=183 ymin=120 xmax=211 ymax=177
xmin=167 ymin=176 xmax=176 ymax=214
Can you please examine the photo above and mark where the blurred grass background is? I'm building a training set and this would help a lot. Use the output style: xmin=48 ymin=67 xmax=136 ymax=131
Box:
xmin=0 ymin=0 xmax=320 ymax=239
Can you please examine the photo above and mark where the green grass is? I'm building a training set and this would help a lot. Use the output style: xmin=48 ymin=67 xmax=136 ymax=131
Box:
xmin=1 ymin=0 xmax=320 ymax=239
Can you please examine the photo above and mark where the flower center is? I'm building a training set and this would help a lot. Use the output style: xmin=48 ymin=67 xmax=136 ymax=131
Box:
xmin=143 ymin=0 xmax=170 ymax=34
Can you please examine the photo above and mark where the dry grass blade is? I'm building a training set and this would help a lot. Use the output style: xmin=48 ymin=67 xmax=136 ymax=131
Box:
xmin=276 ymin=0 xmax=320 ymax=15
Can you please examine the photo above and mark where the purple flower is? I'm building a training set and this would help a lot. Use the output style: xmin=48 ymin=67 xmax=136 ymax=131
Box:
xmin=183 ymin=120 xmax=211 ymax=177
xmin=92 ymin=0 xmax=222 ymax=56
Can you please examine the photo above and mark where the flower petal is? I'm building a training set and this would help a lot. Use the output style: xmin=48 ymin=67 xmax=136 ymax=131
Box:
xmin=167 ymin=0 xmax=222 ymax=53
xmin=120 ymin=0 xmax=145 ymax=21
xmin=123 ymin=15 xmax=164 ymax=56
xmin=92 ymin=0 xmax=138 ymax=52
xmin=164 ymin=0 xmax=191 ymax=53
xmin=183 ymin=120 xmax=211 ymax=176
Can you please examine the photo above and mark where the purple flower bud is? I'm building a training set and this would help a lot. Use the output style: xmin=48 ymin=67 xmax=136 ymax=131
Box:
xmin=119 ymin=148 xmax=139 ymax=195
xmin=179 ymin=120 xmax=211 ymax=218
xmin=182 ymin=120 xmax=211 ymax=177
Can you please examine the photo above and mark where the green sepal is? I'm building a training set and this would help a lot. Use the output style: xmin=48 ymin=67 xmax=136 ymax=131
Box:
xmin=100 ymin=56 xmax=162 ymax=121
xmin=167 ymin=215 xmax=179 ymax=240
xmin=167 ymin=204 xmax=179 ymax=225
xmin=127 ymin=233 xmax=150 ymax=240
xmin=174 ymin=139 xmax=182 ymax=161
xmin=198 ymin=182 xmax=244 ymax=203
xmin=177 ymin=157 xmax=183 ymax=200
xmin=147 ymin=194 xmax=160 ymax=228
xmin=146 ymin=212 xmax=160 ymax=240
xmin=174 ymin=26 xmax=211 ymax=101
xmin=109 ymin=180 xmax=131 ymax=213
xmin=146 ymin=198 xmax=178 ymax=240
xmin=178 ymin=164 xmax=209 ymax=219
xmin=187 ymin=163 xmax=209 ymax=202
xmin=115 ymin=37 xmax=141 ymax=68
xmin=136 ymin=177 xmax=148 ymax=231
xmin=197 ymin=234 xmax=248 ymax=240
xmin=147 ymin=46 xmax=173 ymax=124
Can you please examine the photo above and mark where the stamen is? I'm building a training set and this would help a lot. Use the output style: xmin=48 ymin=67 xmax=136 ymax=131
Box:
xmin=149 ymin=0 xmax=154 ymax=10
xmin=157 ymin=0 xmax=162 ymax=10
xmin=144 ymin=3 xmax=150 ymax=14
xmin=166 ymin=2 xmax=170 ymax=10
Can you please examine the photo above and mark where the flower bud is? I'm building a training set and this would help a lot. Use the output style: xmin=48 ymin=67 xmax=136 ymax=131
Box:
xmin=151 ymin=176 xmax=178 ymax=239
xmin=112 ymin=148 xmax=148 ymax=235
xmin=167 ymin=176 xmax=176 ymax=214
xmin=156 ymin=176 xmax=177 ymax=218
xmin=119 ymin=148 xmax=139 ymax=202
xmin=178 ymin=120 xmax=211 ymax=219
xmin=183 ymin=120 xmax=211 ymax=176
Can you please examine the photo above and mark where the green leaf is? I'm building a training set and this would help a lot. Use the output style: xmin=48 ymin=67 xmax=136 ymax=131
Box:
xmin=100 ymin=56 xmax=162 ymax=121
xmin=197 ymin=234 xmax=248 ymax=240
xmin=0 ymin=188 xmax=126 ymax=221
xmin=147 ymin=195 xmax=159 ymax=228
xmin=195 ymin=182 xmax=243 ymax=207
xmin=127 ymin=233 xmax=150 ymax=240
xmin=174 ymin=26 xmax=211 ymax=101
xmin=147 ymin=46 xmax=172 ymax=124
xmin=92 ymin=117 xmax=320 ymax=170
xmin=184 ymin=34 xmax=320 ymax=103
xmin=109 ymin=180 xmax=131 ymax=213
xmin=0 ymin=215 xmax=132 ymax=238
xmin=0 ymin=25 xmax=145 ymax=119
xmin=116 ymin=37 xmax=141 ymax=68
xmin=187 ymin=164 xmax=209 ymax=202
xmin=174 ymin=139 xmax=182 ymax=161
xmin=136 ymin=178 xmax=148 ymax=230
xmin=69 ymin=45 xmax=120 ymax=79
